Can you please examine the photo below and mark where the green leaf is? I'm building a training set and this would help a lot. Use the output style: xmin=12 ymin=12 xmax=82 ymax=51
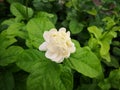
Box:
xmin=102 ymin=17 xmax=116 ymax=30
xmin=0 ymin=71 xmax=14 ymax=90
xmin=0 ymin=31 xmax=17 ymax=49
xmin=113 ymin=47 xmax=120 ymax=56
xmin=67 ymin=47 xmax=103 ymax=78
xmin=98 ymin=41 xmax=111 ymax=62
xmin=98 ymin=79 xmax=111 ymax=90
xmin=108 ymin=68 xmax=120 ymax=89
xmin=26 ymin=17 xmax=54 ymax=48
xmin=58 ymin=66 xmax=73 ymax=90
xmin=99 ymin=31 xmax=117 ymax=62
xmin=35 ymin=11 xmax=57 ymax=24
xmin=0 ymin=46 xmax=23 ymax=66
xmin=10 ymin=2 xmax=33 ymax=20
xmin=27 ymin=62 xmax=73 ymax=90
xmin=6 ymin=23 xmax=27 ymax=39
xmin=85 ymin=8 xmax=97 ymax=16
xmin=69 ymin=19 xmax=84 ymax=34
xmin=88 ymin=26 xmax=102 ymax=39
xmin=2 ymin=18 xmax=17 ymax=26
xmin=16 ymin=49 xmax=47 ymax=72
xmin=27 ymin=61 xmax=60 ymax=90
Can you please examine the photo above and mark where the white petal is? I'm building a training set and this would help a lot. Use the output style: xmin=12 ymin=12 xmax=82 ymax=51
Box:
xmin=70 ymin=44 xmax=76 ymax=53
xmin=39 ymin=42 xmax=47 ymax=51
xmin=59 ymin=27 xmax=66 ymax=32
xmin=49 ymin=28 xmax=57 ymax=33
xmin=43 ymin=31 xmax=50 ymax=42
xmin=52 ymin=54 xmax=64 ymax=63
xmin=45 ymin=51 xmax=53 ymax=59
xmin=67 ymin=31 xmax=70 ymax=37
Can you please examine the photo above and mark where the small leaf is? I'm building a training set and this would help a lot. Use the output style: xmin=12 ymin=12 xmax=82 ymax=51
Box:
xmin=102 ymin=17 xmax=116 ymax=30
xmin=69 ymin=19 xmax=84 ymax=34
xmin=88 ymin=26 xmax=102 ymax=39
xmin=85 ymin=8 xmax=97 ymax=16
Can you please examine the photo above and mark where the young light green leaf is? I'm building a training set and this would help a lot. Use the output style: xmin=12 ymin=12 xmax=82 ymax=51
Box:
xmin=69 ymin=19 xmax=84 ymax=34
xmin=68 ymin=46 xmax=103 ymax=78
xmin=98 ymin=41 xmax=111 ymax=62
xmin=0 ymin=46 xmax=24 ymax=66
xmin=88 ymin=26 xmax=102 ymax=39
xmin=26 ymin=17 xmax=55 ymax=48
xmin=10 ymin=2 xmax=33 ymax=20
xmin=102 ymin=17 xmax=116 ymax=30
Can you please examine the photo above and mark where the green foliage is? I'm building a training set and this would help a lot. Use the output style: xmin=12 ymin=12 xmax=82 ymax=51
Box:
xmin=1 ymin=0 xmax=120 ymax=90
xmin=88 ymin=17 xmax=118 ymax=62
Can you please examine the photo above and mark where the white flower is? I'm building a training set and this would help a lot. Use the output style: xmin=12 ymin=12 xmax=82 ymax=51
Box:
xmin=39 ymin=27 xmax=76 ymax=63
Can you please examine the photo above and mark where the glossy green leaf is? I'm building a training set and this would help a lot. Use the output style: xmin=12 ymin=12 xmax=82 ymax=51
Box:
xmin=26 ymin=17 xmax=54 ymax=48
xmin=27 ymin=61 xmax=73 ymax=90
xmin=10 ymin=2 xmax=33 ymax=20
xmin=68 ymin=47 xmax=103 ymax=78
xmin=16 ymin=49 xmax=47 ymax=72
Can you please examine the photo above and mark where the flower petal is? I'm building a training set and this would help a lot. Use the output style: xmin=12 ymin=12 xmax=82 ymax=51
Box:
xmin=43 ymin=31 xmax=50 ymax=42
xmin=52 ymin=54 xmax=64 ymax=63
xmin=70 ymin=44 xmax=76 ymax=53
xmin=59 ymin=27 xmax=66 ymax=32
xmin=39 ymin=42 xmax=47 ymax=51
